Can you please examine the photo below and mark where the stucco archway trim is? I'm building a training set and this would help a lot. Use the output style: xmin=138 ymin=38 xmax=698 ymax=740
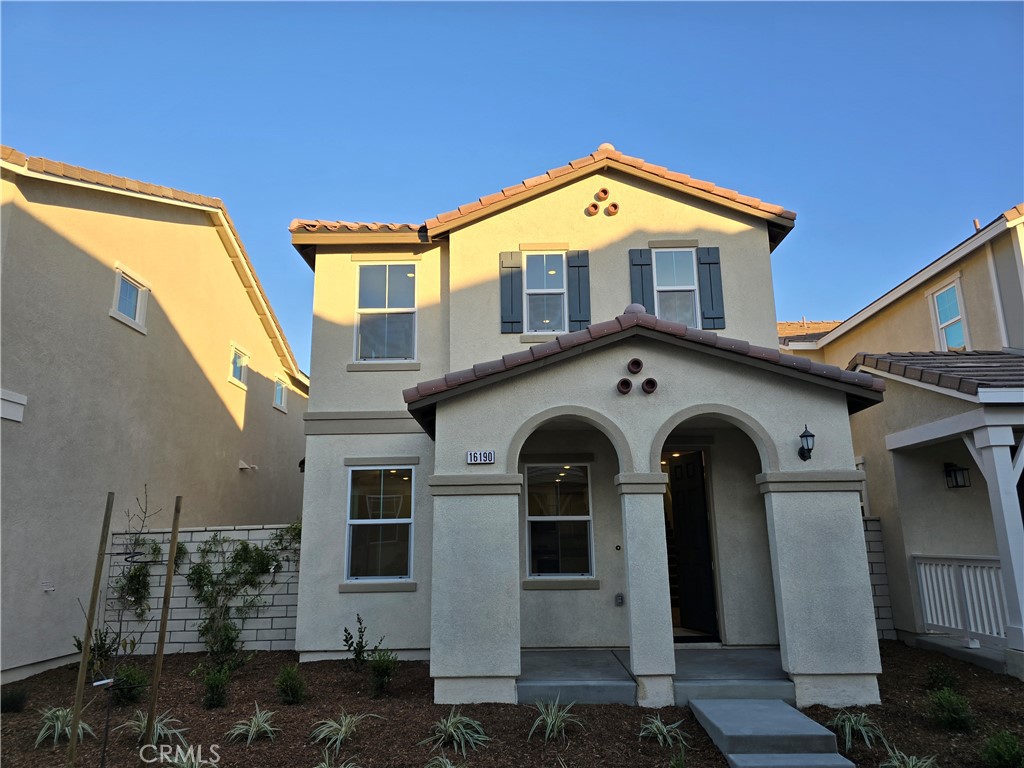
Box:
xmin=650 ymin=404 xmax=779 ymax=473
xmin=506 ymin=405 xmax=634 ymax=474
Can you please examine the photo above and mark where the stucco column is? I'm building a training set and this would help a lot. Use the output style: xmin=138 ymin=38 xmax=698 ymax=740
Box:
xmin=758 ymin=471 xmax=881 ymax=707
xmin=615 ymin=472 xmax=676 ymax=707
xmin=966 ymin=427 xmax=1024 ymax=666
xmin=427 ymin=474 xmax=523 ymax=704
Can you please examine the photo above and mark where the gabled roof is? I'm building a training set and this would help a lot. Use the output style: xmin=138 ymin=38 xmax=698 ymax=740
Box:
xmin=1 ymin=145 xmax=308 ymax=388
xmin=290 ymin=143 xmax=797 ymax=259
xmin=404 ymin=306 xmax=884 ymax=437
xmin=778 ymin=319 xmax=843 ymax=345
xmin=849 ymin=351 xmax=1024 ymax=397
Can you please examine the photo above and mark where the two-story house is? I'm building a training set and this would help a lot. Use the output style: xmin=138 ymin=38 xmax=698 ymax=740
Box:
xmin=1 ymin=146 xmax=309 ymax=682
xmin=781 ymin=206 xmax=1024 ymax=681
xmin=291 ymin=143 xmax=886 ymax=708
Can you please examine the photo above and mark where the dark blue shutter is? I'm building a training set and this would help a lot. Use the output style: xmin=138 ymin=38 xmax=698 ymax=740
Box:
xmin=628 ymin=249 xmax=654 ymax=314
xmin=499 ymin=251 xmax=523 ymax=333
xmin=566 ymin=250 xmax=591 ymax=331
xmin=697 ymin=247 xmax=725 ymax=329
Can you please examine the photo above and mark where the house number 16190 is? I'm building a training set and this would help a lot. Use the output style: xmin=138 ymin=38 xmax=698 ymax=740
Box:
xmin=466 ymin=450 xmax=495 ymax=465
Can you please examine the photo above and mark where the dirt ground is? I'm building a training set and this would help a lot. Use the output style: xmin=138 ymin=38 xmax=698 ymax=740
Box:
xmin=1 ymin=641 xmax=1021 ymax=767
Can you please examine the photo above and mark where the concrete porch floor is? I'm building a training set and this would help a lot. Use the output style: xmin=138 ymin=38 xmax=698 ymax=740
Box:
xmin=518 ymin=647 xmax=796 ymax=706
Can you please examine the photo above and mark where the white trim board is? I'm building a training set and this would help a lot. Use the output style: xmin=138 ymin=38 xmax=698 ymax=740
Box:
xmin=885 ymin=406 xmax=1024 ymax=451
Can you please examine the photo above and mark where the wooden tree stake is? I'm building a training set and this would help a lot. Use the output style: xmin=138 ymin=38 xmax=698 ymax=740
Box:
xmin=144 ymin=496 xmax=182 ymax=747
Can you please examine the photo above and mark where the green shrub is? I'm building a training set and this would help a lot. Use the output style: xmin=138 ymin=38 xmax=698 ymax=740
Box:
xmin=310 ymin=711 xmax=380 ymax=755
xmin=225 ymin=702 xmax=280 ymax=745
xmin=342 ymin=614 xmax=383 ymax=672
xmin=1 ymin=687 xmax=29 ymax=713
xmin=275 ymin=663 xmax=307 ymax=705
xmin=112 ymin=709 xmax=188 ymax=745
xmin=203 ymin=665 xmax=231 ymax=709
xmin=528 ymin=696 xmax=583 ymax=743
xmin=983 ymin=731 xmax=1024 ymax=768
xmin=639 ymin=713 xmax=687 ymax=748
xmin=418 ymin=707 xmax=490 ymax=756
xmin=369 ymin=648 xmax=399 ymax=697
xmin=72 ymin=626 xmax=122 ymax=678
xmin=929 ymin=686 xmax=973 ymax=731
xmin=826 ymin=709 xmax=885 ymax=751
xmin=881 ymin=744 xmax=938 ymax=768
xmin=34 ymin=705 xmax=95 ymax=748
xmin=111 ymin=664 xmax=149 ymax=705
xmin=925 ymin=663 xmax=957 ymax=691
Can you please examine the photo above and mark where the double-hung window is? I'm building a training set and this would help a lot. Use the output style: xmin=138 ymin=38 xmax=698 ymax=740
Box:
xmin=347 ymin=467 xmax=413 ymax=580
xmin=356 ymin=264 xmax=416 ymax=360
xmin=525 ymin=464 xmax=593 ymax=577
xmin=933 ymin=283 xmax=967 ymax=352
xmin=109 ymin=267 xmax=149 ymax=333
xmin=273 ymin=379 xmax=287 ymax=412
xmin=524 ymin=253 xmax=567 ymax=333
xmin=229 ymin=345 xmax=249 ymax=388
xmin=653 ymin=248 xmax=699 ymax=326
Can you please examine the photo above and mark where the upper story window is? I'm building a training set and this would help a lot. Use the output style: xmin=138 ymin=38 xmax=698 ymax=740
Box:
xmin=653 ymin=249 xmax=699 ymax=326
xmin=524 ymin=253 xmax=567 ymax=332
xmin=230 ymin=345 xmax=249 ymax=388
xmin=347 ymin=466 xmax=413 ymax=580
xmin=357 ymin=264 xmax=416 ymax=360
xmin=109 ymin=266 xmax=149 ymax=334
xmin=933 ymin=283 xmax=967 ymax=352
xmin=525 ymin=464 xmax=593 ymax=577
xmin=273 ymin=378 xmax=288 ymax=412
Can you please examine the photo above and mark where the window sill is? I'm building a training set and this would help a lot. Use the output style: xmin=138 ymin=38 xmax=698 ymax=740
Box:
xmin=520 ymin=333 xmax=561 ymax=344
xmin=339 ymin=581 xmax=417 ymax=593
xmin=228 ymin=376 xmax=247 ymax=391
xmin=109 ymin=310 xmax=147 ymax=335
xmin=522 ymin=579 xmax=601 ymax=591
xmin=347 ymin=362 xmax=421 ymax=372
xmin=273 ymin=403 xmax=288 ymax=414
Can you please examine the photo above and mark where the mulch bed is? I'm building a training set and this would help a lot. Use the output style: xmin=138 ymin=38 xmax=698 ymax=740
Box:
xmin=1 ymin=641 xmax=1021 ymax=767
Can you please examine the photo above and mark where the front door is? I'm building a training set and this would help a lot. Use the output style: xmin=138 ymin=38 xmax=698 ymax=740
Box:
xmin=663 ymin=449 xmax=719 ymax=642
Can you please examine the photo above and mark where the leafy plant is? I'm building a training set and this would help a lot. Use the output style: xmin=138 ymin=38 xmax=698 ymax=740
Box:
xmin=1 ymin=686 xmax=29 ymax=713
xmin=669 ymin=745 xmax=688 ymax=768
xmin=111 ymin=664 xmax=149 ymax=705
xmin=982 ymin=731 xmax=1024 ymax=768
xmin=34 ymin=705 xmax=95 ymax=748
xmin=202 ymin=665 xmax=231 ymax=709
xmin=929 ymin=686 xmax=973 ymax=731
xmin=925 ymin=663 xmax=957 ymax=692
xmin=638 ymin=713 xmax=687 ymax=748
xmin=174 ymin=541 xmax=189 ymax=574
xmin=276 ymin=663 xmax=307 ymax=704
xmin=527 ymin=696 xmax=583 ymax=743
xmin=310 ymin=711 xmax=380 ymax=755
xmin=225 ymin=702 xmax=281 ymax=745
xmin=72 ymin=626 xmax=122 ymax=678
xmin=827 ymin=709 xmax=885 ymax=751
xmin=424 ymin=757 xmax=466 ymax=768
xmin=369 ymin=648 xmax=399 ymax=697
xmin=310 ymin=749 xmax=362 ymax=768
xmin=880 ymin=744 xmax=938 ymax=768
xmin=342 ymin=614 xmax=383 ymax=672
xmin=419 ymin=707 xmax=490 ymax=756
xmin=113 ymin=709 xmax=188 ymax=744
xmin=269 ymin=519 xmax=302 ymax=563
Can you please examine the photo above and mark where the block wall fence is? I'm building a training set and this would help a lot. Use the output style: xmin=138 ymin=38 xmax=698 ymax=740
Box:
xmin=863 ymin=516 xmax=897 ymax=641
xmin=103 ymin=524 xmax=298 ymax=656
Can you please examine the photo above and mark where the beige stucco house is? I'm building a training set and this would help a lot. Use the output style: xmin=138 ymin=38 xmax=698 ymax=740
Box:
xmin=1 ymin=146 xmax=309 ymax=682
xmin=781 ymin=205 xmax=1024 ymax=680
xmin=291 ymin=143 xmax=887 ymax=708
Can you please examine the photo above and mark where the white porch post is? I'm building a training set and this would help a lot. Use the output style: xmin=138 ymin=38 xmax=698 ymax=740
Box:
xmin=427 ymin=474 xmax=523 ymax=703
xmin=615 ymin=472 xmax=676 ymax=707
xmin=965 ymin=427 xmax=1024 ymax=666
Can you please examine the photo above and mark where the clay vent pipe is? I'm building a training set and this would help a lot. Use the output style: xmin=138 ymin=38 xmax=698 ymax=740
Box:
xmin=596 ymin=187 xmax=610 ymax=201
xmin=616 ymin=378 xmax=633 ymax=395
xmin=606 ymin=202 xmax=620 ymax=216
xmin=642 ymin=378 xmax=658 ymax=394
xmin=627 ymin=358 xmax=644 ymax=374
xmin=586 ymin=202 xmax=600 ymax=216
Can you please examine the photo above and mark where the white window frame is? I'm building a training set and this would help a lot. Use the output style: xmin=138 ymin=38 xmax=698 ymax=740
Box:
xmin=523 ymin=252 xmax=569 ymax=334
xmin=652 ymin=248 xmax=702 ymax=328
xmin=928 ymin=277 xmax=971 ymax=352
xmin=524 ymin=463 xmax=595 ymax=579
xmin=345 ymin=465 xmax=415 ymax=581
xmin=229 ymin=343 xmax=249 ymax=389
xmin=354 ymin=264 xmax=417 ymax=362
xmin=273 ymin=378 xmax=288 ymax=413
xmin=109 ymin=264 xmax=150 ymax=334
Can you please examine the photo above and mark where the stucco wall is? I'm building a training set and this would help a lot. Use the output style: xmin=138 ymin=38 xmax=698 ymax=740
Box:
xmin=991 ymin=228 xmax=1024 ymax=349
xmin=1 ymin=174 xmax=307 ymax=676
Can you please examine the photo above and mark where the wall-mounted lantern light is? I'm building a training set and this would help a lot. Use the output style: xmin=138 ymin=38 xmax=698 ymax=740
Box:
xmin=943 ymin=463 xmax=971 ymax=489
xmin=798 ymin=425 xmax=815 ymax=461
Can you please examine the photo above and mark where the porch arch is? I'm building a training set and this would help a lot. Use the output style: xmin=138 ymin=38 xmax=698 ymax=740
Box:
xmin=506 ymin=405 xmax=634 ymax=474
xmin=649 ymin=403 xmax=780 ymax=473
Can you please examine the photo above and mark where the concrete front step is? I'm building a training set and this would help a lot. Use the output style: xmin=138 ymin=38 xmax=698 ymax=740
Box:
xmin=675 ymin=678 xmax=796 ymax=705
xmin=727 ymin=754 xmax=853 ymax=768
xmin=691 ymin=699 xmax=838 ymax=754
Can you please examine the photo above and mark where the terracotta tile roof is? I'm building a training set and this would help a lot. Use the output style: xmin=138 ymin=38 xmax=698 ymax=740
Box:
xmin=1004 ymin=203 xmax=1024 ymax=221
xmin=289 ymin=219 xmax=422 ymax=234
xmin=848 ymin=351 xmax=1024 ymax=396
xmin=290 ymin=143 xmax=797 ymax=237
xmin=1 ymin=145 xmax=306 ymax=384
xmin=403 ymin=306 xmax=883 ymax=435
xmin=778 ymin=319 xmax=843 ymax=344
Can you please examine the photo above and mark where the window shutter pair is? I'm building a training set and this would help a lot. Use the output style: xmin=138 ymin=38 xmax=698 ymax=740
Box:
xmin=499 ymin=251 xmax=591 ymax=333
xmin=628 ymin=246 xmax=726 ymax=329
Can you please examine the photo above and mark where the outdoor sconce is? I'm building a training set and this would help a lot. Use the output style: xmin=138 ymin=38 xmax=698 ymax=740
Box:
xmin=944 ymin=463 xmax=971 ymax=489
xmin=797 ymin=425 xmax=815 ymax=461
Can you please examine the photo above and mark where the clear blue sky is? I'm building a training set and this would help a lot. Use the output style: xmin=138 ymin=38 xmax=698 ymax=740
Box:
xmin=3 ymin=2 xmax=1021 ymax=370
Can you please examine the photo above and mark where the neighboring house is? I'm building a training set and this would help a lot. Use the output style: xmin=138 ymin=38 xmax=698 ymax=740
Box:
xmin=1 ymin=146 xmax=309 ymax=682
xmin=781 ymin=205 xmax=1024 ymax=680
xmin=291 ymin=143 xmax=886 ymax=708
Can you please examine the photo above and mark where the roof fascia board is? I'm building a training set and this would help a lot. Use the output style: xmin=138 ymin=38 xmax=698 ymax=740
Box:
xmin=291 ymin=232 xmax=427 ymax=246
xmin=977 ymin=387 xmax=1024 ymax=404
xmin=815 ymin=217 xmax=1010 ymax=349
xmin=780 ymin=342 xmax=819 ymax=350
xmin=856 ymin=366 xmax=980 ymax=403
xmin=885 ymin=406 xmax=1024 ymax=451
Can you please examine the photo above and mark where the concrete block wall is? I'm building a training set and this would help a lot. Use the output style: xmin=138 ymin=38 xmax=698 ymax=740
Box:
xmin=863 ymin=517 xmax=897 ymax=640
xmin=103 ymin=524 xmax=298 ymax=655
